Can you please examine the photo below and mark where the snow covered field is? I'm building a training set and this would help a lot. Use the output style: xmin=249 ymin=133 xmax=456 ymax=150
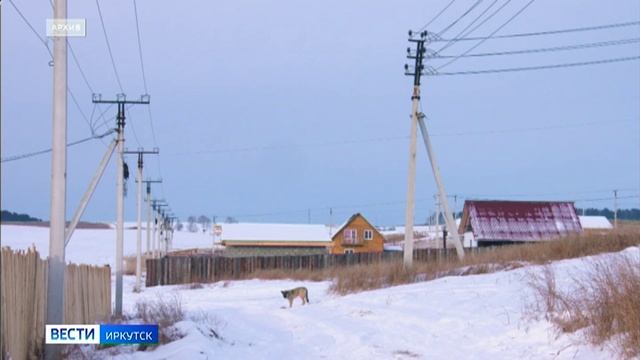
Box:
xmin=1 ymin=224 xmax=636 ymax=359
xmin=0 ymin=223 xmax=213 ymax=268
xmin=112 ymin=249 xmax=638 ymax=359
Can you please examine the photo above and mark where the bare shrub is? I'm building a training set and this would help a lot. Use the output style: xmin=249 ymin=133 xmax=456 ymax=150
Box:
xmin=134 ymin=293 xmax=185 ymax=344
xmin=189 ymin=310 xmax=224 ymax=341
xmin=527 ymin=254 xmax=640 ymax=358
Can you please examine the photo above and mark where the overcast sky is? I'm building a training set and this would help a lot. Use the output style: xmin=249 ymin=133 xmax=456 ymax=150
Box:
xmin=2 ymin=0 xmax=639 ymax=225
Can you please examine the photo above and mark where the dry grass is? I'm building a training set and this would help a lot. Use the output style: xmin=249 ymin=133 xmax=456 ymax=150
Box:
xmin=527 ymin=254 xmax=640 ymax=358
xmin=242 ymin=229 xmax=639 ymax=296
xmin=134 ymin=293 xmax=185 ymax=345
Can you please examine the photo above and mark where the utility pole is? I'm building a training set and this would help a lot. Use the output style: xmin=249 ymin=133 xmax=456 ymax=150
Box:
xmin=329 ymin=207 xmax=333 ymax=237
xmin=167 ymin=216 xmax=177 ymax=251
xmin=124 ymin=149 xmax=159 ymax=292
xmin=141 ymin=179 xmax=162 ymax=256
xmin=92 ymin=93 xmax=150 ymax=317
xmin=404 ymin=30 xmax=465 ymax=263
xmin=46 ymin=0 xmax=67 ymax=357
xmin=153 ymin=201 xmax=168 ymax=257
xmin=613 ymin=189 xmax=618 ymax=228
xmin=403 ymin=31 xmax=427 ymax=267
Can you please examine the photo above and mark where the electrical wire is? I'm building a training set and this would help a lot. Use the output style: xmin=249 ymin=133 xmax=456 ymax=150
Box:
xmin=428 ymin=55 xmax=640 ymax=76
xmin=437 ymin=0 xmax=484 ymax=36
xmin=417 ymin=0 xmax=458 ymax=32
xmin=166 ymin=118 xmax=634 ymax=156
xmin=95 ymin=0 xmax=124 ymax=93
xmin=436 ymin=0 xmax=537 ymax=70
xmin=438 ymin=0 xmax=514 ymax=50
xmin=436 ymin=0 xmax=500 ymax=53
xmin=433 ymin=20 xmax=640 ymax=42
xmin=7 ymin=0 xmax=53 ymax=58
xmin=9 ymin=0 xmax=100 ymax=139
xmin=131 ymin=0 xmax=163 ymax=197
xmin=430 ymin=37 xmax=640 ymax=59
xmin=1 ymin=129 xmax=115 ymax=163
xmin=133 ymin=0 xmax=149 ymax=94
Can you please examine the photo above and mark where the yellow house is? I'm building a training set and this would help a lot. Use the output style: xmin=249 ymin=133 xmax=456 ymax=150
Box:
xmin=330 ymin=213 xmax=384 ymax=254
xmin=217 ymin=213 xmax=384 ymax=256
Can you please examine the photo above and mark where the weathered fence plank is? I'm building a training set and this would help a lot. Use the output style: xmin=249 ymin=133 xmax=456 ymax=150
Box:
xmin=1 ymin=247 xmax=111 ymax=360
xmin=145 ymin=248 xmax=475 ymax=287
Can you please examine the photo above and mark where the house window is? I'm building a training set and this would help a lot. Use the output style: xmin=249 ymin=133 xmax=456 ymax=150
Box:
xmin=364 ymin=229 xmax=373 ymax=241
xmin=344 ymin=249 xmax=354 ymax=255
xmin=343 ymin=229 xmax=359 ymax=245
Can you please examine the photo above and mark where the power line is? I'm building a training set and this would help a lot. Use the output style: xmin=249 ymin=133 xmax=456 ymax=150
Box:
xmin=166 ymin=135 xmax=409 ymax=156
xmin=131 ymin=0 xmax=162 ymax=196
xmin=45 ymin=0 xmax=95 ymax=95
xmin=430 ymin=37 xmax=640 ymax=59
xmin=95 ymin=0 xmax=124 ymax=93
xmin=1 ymin=129 xmax=115 ymax=163
xmin=427 ymin=55 xmax=640 ymax=76
xmin=432 ymin=20 xmax=640 ymax=42
xmin=132 ymin=0 xmax=149 ymax=94
xmin=436 ymin=0 xmax=537 ymax=70
xmin=166 ymin=118 xmax=634 ymax=156
xmin=436 ymin=0 xmax=500 ymax=53
xmin=433 ymin=118 xmax=634 ymax=136
xmin=131 ymin=0 xmax=159 ymax=147
xmin=417 ymin=0 xmax=458 ymax=32
xmin=9 ymin=0 xmax=99 ymax=138
xmin=437 ymin=0 xmax=484 ymax=36
xmin=437 ymin=0 xmax=514 ymax=51
xmin=7 ymin=0 xmax=53 ymax=57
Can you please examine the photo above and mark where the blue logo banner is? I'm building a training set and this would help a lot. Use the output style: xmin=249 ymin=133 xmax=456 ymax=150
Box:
xmin=100 ymin=324 xmax=159 ymax=344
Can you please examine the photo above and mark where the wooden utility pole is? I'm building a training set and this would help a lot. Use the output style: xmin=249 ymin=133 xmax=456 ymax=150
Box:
xmin=124 ymin=149 xmax=159 ymax=291
xmin=46 ymin=0 xmax=67 ymax=357
xmin=92 ymin=94 xmax=150 ymax=316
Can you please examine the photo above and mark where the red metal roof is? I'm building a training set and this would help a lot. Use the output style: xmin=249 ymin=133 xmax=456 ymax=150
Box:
xmin=460 ymin=200 xmax=582 ymax=242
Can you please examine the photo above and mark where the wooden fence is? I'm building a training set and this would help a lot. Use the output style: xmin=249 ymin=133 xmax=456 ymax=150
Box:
xmin=1 ymin=247 xmax=111 ymax=360
xmin=146 ymin=248 xmax=474 ymax=287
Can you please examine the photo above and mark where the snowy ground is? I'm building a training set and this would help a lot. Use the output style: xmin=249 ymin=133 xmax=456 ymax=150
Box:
xmin=0 ymin=223 xmax=214 ymax=268
xmin=110 ymin=249 xmax=638 ymax=360
xmin=2 ymin=224 xmax=636 ymax=359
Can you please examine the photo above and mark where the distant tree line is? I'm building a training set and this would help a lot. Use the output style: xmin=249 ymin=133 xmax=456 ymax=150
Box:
xmin=575 ymin=208 xmax=640 ymax=221
xmin=179 ymin=215 xmax=238 ymax=232
xmin=1 ymin=210 xmax=42 ymax=222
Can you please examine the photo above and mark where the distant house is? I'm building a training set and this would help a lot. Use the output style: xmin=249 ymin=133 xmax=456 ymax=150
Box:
xmin=217 ymin=213 xmax=384 ymax=256
xmin=458 ymin=200 xmax=582 ymax=247
xmin=578 ymin=215 xmax=612 ymax=233
xmin=330 ymin=213 xmax=385 ymax=255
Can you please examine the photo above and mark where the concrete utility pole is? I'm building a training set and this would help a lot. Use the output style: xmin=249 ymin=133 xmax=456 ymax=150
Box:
xmin=66 ymin=139 xmax=117 ymax=246
xmin=152 ymin=200 xmax=168 ymax=257
xmin=417 ymin=113 xmax=464 ymax=257
xmin=403 ymin=30 xmax=465 ymax=264
xmin=141 ymin=179 xmax=162 ymax=256
xmin=92 ymin=94 xmax=150 ymax=317
xmin=46 ymin=0 xmax=67 ymax=357
xmin=613 ymin=189 xmax=618 ymax=228
xmin=124 ymin=149 xmax=159 ymax=292
xmin=403 ymin=31 xmax=427 ymax=267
